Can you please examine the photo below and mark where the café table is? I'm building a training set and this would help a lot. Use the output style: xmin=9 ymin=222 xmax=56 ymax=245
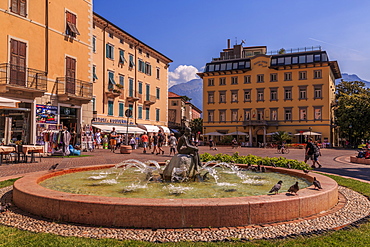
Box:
xmin=0 ymin=146 xmax=16 ymax=165
xmin=22 ymin=145 xmax=44 ymax=163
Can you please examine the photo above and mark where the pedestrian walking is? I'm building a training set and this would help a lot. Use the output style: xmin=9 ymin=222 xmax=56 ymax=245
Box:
xmin=141 ymin=132 xmax=149 ymax=154
xmin=304 ymin=138 xmax=315 ymax=168
xmin=313 ymin=141 xmax=322 ymax=168
xmin=209 ymin=139 xmax=214 ymax=150
xmin=129 ymin=136 xmax=136 ymax=150
xmin=151 ymin=132 xmax=159 ymax=154
xmin=115 ymin=134 xmax=122 ymax=150
xmin=109 ymin=127 xmax=118 ymax=152
xmin=94 ymin=129 xmax=101 ymax=149
xmin=157 ymin=130 xmax=165 ymax=155
xmin=168 ymin=133 xmax=177 ymax=156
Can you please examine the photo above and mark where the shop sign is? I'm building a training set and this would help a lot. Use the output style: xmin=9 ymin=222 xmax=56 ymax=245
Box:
xmin=92 ymin=117 xmax=134 ymax=125
xmin=36 ymin=104 xmax=58 ymax=123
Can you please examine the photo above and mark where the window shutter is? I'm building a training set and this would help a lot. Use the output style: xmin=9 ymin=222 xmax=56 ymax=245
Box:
xmin=11 ymin=0 xmax=18 ymax=14
xmin=106 ymin=44 xmax=109 ymax=58
xmin=20 ymin=0 xmax=26 ymax=17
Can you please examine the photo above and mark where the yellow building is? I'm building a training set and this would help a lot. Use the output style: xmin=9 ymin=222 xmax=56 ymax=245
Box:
xmin=198 ymin=42 xmax=341 ymax=146
xmin=92 ymin=13 xmax=172 ymax=136
xmin=0 ymin=0 xmax=93 ymax=144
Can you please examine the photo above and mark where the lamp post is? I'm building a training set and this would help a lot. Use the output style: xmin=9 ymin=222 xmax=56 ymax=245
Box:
xmin=349 ymin=124 xmax=352 ymax=148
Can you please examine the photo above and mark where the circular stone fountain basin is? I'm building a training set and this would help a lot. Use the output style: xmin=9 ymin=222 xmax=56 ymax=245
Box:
xmin=13 ymin=164 xmax=338 ymax=229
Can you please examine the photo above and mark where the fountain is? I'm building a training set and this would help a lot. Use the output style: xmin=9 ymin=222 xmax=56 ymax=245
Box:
xmin=12 ymin=128 xmax=338 ymax=229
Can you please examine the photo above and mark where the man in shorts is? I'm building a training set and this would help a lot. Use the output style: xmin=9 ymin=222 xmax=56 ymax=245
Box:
xmin=141 ymin=132 xmax=149 ymax=154
xmin=304 ymin=138 xmax=315 ymax=167
xmin=110 ymin=127 xmax=118 ymax=152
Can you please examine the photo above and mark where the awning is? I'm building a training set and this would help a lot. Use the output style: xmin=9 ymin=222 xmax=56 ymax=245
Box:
xmin=158 ymin=126 xmax=170 ymax=134
xmin=92 ymin=124 xmax=145 ymax=134
xmin=294 ymin=131 xmax=322 ymax=136
xmin=170 ymin=129 xmax=180 ymax=134
xmin=0 ymin=97 xmax=20 ymax=108
xmin=137 ymin=124 xmax=160 ymax=133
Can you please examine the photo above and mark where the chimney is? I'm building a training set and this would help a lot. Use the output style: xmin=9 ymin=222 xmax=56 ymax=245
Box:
xmin=227 ymin=39 xmax=230 ymax=49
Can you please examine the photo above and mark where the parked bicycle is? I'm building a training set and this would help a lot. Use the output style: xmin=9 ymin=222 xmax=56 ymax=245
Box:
xmin=277 ymin=144 xmax=290 ymax=154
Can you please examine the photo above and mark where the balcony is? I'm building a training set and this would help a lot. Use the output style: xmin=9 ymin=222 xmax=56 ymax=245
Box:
xmin=56 ymin=77 xmax=93 ymax=104
xmin=105 ymin=84 xmax=122 ymax=98
xmin=126 ymin=90 xmax=140 ymax=103
xmin=0 ymin=63 xmax=47 ymax=98
xmin=144 ymin=94 xmax=157 ymax=105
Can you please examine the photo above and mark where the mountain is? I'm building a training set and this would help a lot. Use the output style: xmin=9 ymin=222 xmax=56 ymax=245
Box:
xmin=169 ymin=79 xmax=203 ymax=110
xmin=337 ymin=73 xmax=370 ymax=88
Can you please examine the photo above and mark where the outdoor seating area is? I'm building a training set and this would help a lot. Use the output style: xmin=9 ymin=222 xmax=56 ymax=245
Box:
xmin=0 ymin=145 xmax=43 ymax=165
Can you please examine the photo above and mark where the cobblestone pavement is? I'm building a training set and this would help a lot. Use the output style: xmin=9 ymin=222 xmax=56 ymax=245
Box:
xmin=0 ymin=146 xmax=368 ymax=182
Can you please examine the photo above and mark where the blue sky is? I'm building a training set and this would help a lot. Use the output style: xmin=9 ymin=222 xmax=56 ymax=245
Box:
xmin=94 ymin=0 xmax=370 ymax=86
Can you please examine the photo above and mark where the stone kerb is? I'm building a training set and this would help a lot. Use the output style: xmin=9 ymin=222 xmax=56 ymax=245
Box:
xmin=350 ymin=156 xmax=370 ymax=165
xmin=12 ymin=165 xmax=338 ymax=229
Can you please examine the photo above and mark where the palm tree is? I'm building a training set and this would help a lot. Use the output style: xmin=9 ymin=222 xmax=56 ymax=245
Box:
xmin=272 ymin=131 xmax=291 ymax=144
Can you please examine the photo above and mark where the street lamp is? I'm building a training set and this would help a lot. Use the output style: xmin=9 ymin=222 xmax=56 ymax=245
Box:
xmin=349 ymin=124 xmax=352 ymax=148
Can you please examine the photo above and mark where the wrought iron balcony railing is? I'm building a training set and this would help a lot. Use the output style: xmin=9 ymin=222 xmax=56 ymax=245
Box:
xmin=0 ymin=63 xmax=47 ymax=91
xmin=56 ymin=77 xmax=93 ymax=99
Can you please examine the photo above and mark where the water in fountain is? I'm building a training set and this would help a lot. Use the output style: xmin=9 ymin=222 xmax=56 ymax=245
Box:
xmin=40 ymin=159 xmax=311 ymax=199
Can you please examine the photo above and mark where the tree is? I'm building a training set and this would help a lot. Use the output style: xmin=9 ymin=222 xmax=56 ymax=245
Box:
xmin=335 ymin=80 xmax=370 ymax=145
xmin=278 ymin=48 xmax=286 ymax=54
xmin=189 ymin=118 xmax=203 ymax=135
xmin=181 ymin=95 xmax=192 ymax=102
xmin=272 ymin=131 xmax=291 ymax=144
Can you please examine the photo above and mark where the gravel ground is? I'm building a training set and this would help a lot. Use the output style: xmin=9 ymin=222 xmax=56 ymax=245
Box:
xmin=0 ymin=186 xmax=369 ymax=242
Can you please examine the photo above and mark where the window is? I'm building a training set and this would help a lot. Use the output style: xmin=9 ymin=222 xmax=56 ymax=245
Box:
xmin=314 ymin=70 xmax=322 ymax=79
xmin=119 ymin=74 xmax=124 ymax=87
xmin=66 ymin=11 xmax=80 ymax=37
xmin=284 ymin=72 xmax=292 ymax=81
xmin=138 ymin=48 xmax=142 ymax=54
xmin=208 ymin=92 xmax=214 ymax=103
xmin=257 ymin=88 xmax=264 ymax=101
xmin=219 ymin=110 xmax=226 ymax=122
xmin=138 ymin=81 xmax=143 ymax=94
xmin=257 ymin=74 xmax=264 ymax=83
xmin=299 ymin=71 xmax=307 ymax=80
xmin=11 ymin=0 xmax=27 ymax=17
xmin=129 ymin=54 xmax=135 ymax=67
xmin=108 ymin=32 xmax=113 ymax=38
xmin=92 ymin=36 xmax=96 ymax=53
xmin=156 ymin=109 xmax=160 ymax=122
xmin=270 ymin=108 xmax=278 ymax=121
xmin=231 ymin=90 xmax=238 ymax=102
xmin=92 ymin=97 xmax=96 ymax=112
xmin=93 ymin=65 xmax=98 ymax=81
xmin=219 ymin=91 xmax=226 ymax=103
xmin=65 ymin=56 xmax=76 ymax=94
xmin=244 ymin=89 xmax=251 ymax=102
xmin=156 ymin=68 xmax=160 ymax=79
xmin=156 ymin=87 xmax=160 ymax=99
xmin=128 ymin=104 xmax=133 ymax=118
xmin=299 ymin=87 xmax=307 ymax=100
xmin=299 ymin=107 xmax=307 ymax=120
xmin=314 ymin=107 xmax=322 ymax=120
xmin=284 ymin=108 xmax=292 ymax=121
xmin=207 ymin=110 xmax=214 ymax=122
xmin=231 ymin=110 xmax=238 ymax=122
xmin=145 ymin=84 xmax=150 ymax=101
xmin=314 ymin=85 xmax=322 ymax=98
xmin=171 ymin=100 xmax=178 ymax=106
xmin=270 ymin=88 xmax=278 ymax=101
xmin=231 ymin=77 xmax=238 ymax=85
xmin=244 ymin=75 xmax=251 ymax=84
xmin=138 ymin=59 xmax=145 ymax=73
xmin=119 ymin=49 xmax=126 ymax=64
xmin=108 ymin=100 xmax=114 ymax=116
xmin=145 ymin=107 xmax=150 ymax=120
xmin=257 ymin=109 xmax=264 ymax=120
xmin=270 ymin=73 xmax=277 ymax=82
xmin=145 ymin=63 xmax=151 ymax=75
xmin=129 ymin=43 xmax=133 ymax=49
xmin=128 ymin=78 xmax=134 ymax=97
xmin=106 ymin=44 xmax=114 ymax=59
xmin=108 ymin=71 xmax=116 ymax=91
xmin=244 ymin=109 xmax=251 ymax=121
xmin=284 ymin=87 xmax=292 ymax=100
xmin=138 ymin=106 xmax=143 ymax=119
xmin=219 ymin=77 xmax=226 ymax=85
xmin=146 ymin=52 xmax=150 ymax=58
xmin=119 ymin=102 xmax=124 ymax=117
xmin=208 ymin=78 xmax=214 ymax=86
xmin=120 ymin=38 xmax=124 ymax=44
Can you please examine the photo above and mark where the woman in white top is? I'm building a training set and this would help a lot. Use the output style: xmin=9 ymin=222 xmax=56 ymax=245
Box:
xmin=168 ymin=133 xmax=177 ymax=156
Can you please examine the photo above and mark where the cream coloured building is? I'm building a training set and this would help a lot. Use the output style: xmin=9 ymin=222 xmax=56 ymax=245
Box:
xmin=198 ymin=42 xmax=341 ymax=146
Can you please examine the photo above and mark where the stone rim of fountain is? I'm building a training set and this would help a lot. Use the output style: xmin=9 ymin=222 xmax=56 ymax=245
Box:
xmin=13 ymin=164 xmax=338 ymax=229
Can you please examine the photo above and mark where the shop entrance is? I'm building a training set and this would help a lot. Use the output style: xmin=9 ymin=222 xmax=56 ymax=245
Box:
xmin=0 ymin=102 xmax=31 ymax=144
xmin=60 ymin=107 xmax=79 ymax=146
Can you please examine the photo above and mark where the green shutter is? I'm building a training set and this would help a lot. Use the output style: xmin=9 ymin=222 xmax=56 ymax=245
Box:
xmin=138 ymin=106 xmax=142 ymax=119
xmin=106 ymin=44 xmax=109 ymax=58
xmin=119 ymin=102 xmax=124 ymax=117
